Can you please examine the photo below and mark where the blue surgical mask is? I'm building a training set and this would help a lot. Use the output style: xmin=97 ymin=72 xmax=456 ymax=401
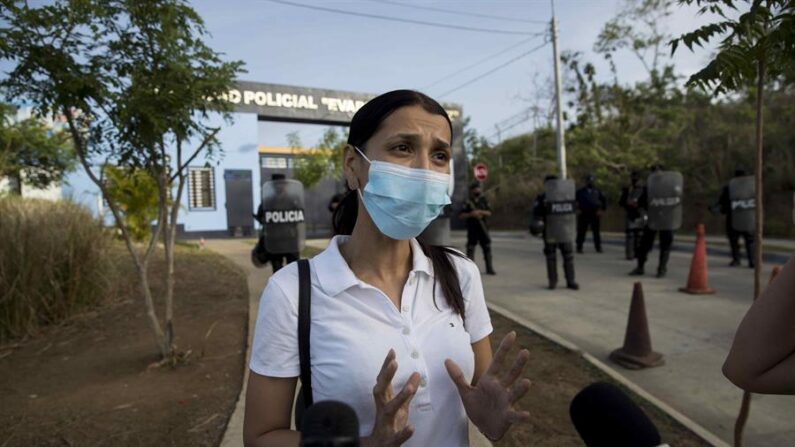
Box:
xmin=354 ymin=146 xmax=451 ymax=240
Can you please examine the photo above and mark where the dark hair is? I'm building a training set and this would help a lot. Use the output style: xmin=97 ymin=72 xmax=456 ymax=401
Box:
xmin=332 ymin=90 xmax=467 ymax=319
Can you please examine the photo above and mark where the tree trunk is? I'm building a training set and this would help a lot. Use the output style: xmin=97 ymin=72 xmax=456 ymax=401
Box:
xmin=734 ymin=52 xmax=766 ymax=447
xmin=162 ymin=169 xmax=175 ymax=354
xmin=63 ymin=109 xmax=168 ymax=359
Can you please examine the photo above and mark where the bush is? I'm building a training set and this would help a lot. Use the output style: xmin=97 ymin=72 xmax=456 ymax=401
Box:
xmin=0 ymin=197 xmax=112 ymax=341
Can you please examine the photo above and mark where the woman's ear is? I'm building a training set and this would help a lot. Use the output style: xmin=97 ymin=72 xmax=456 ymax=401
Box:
xmin=342 ymin=145 xmax=360 ymax=190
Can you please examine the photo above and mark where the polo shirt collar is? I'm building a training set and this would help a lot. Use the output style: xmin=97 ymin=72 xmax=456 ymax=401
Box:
xmin=315 ymin=235 xmax=434 ymax=297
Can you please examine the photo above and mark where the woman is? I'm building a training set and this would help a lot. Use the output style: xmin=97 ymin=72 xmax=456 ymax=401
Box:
xmin=243 ymin=90 xmax=531 ymax=446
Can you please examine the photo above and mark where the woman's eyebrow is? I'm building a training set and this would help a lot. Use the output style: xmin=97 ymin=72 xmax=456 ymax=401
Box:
xmin=387 ymin=133 xmax=422 ymax=142
xmin=386 ymin=133 xmax=451 ymax=149
xmin=433 ymin=137 xmax=452 ymax=150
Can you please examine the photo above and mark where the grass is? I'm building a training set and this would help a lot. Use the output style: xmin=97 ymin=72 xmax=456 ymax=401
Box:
xmin=0 ymin=197 xmax=112 ymax=342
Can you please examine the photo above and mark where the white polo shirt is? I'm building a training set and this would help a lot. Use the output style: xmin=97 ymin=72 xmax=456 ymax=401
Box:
xmin=250 ymin=235 xmax=493 ymax=446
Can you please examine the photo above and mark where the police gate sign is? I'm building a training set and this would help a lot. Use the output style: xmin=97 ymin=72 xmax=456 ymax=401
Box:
xmin=474 ymin=163 xmax=488 ymax=182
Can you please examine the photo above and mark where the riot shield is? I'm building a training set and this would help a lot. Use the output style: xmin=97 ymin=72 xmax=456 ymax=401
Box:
xmin=729 ymin=176 xmax=755 ymax=233
xmin=544 ymin=178 xmax=576 ymax=244
xmin=646 ymin=171 xmax=683 ymax=231
xmin=261 ymin=179 xmax=306 ymax=255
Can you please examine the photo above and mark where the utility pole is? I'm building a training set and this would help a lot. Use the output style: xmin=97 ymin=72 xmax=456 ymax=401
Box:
xmin=494 ymin=124 xmax=504 ymax=168
xmin=550 ymin=0 xmax=567 ymax=179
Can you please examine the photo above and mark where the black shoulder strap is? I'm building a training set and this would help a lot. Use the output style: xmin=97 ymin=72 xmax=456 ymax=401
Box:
xmin=297 ymin=259 xmax=313 ymax=408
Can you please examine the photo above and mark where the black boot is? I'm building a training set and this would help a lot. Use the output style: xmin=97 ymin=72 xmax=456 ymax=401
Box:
xmin=466 ymin=244 xmax=475 ymax=261
xmin=625 ymin=233 xmax=634 ymax=260
xmin=484 ymin=245 xmax=496 ymax=275
xmin=545 ymin=254 xmax=558 ymax=289
xmin=629 ymin=259 xmax=645 ymax=276
xmin=656 ymin=250 xmax=670 ymax=278
xmin=563 ymin=245 xmax=578 ymax=290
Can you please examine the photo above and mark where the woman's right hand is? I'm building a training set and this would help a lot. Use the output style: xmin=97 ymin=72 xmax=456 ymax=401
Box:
xmin=362 ymin=349 xmax=421 ymax=447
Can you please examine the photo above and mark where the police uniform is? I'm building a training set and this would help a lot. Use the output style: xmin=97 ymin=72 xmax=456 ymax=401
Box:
xmin=619 ymin=179 xmax=645 ymax=260
xmin=461 ymin=195 xmax=495 ymax=274
xmin=717 ymin=181 xmax=755 ymax=267
xmin=575 ymin=181 xmax=607 ymax=253
xmin=631 ymin=186 xmax=674 ymax=277
xmin=533 ymin=192 xmax=578 ymax=290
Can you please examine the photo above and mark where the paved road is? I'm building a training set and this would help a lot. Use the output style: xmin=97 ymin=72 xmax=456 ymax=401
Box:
xmin=458 ymin=232 xmax=794 ymax=446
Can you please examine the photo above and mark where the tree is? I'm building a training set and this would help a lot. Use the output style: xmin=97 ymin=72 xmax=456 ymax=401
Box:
xmin=672 ymin=1 xmax=795 ymax=444
xmin=595 ymin=0 xmax=675 ymax=80
xmin=103 ymin=166 xmax=160 ymax=241
xmin=0 ymin=103 xmax=74 ymax=195
xmin=0 ymin=0 xmax=245 ymax=361
xmin=290 ymin=127 xmax=348 ymax=189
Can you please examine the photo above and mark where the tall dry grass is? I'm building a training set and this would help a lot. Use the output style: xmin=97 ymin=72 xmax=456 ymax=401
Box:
xmin=0 ymin=197 xmax=112 ymax=341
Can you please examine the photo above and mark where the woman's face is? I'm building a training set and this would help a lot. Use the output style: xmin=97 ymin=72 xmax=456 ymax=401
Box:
xmin=344 ymin=105 xmax=452 ymax=190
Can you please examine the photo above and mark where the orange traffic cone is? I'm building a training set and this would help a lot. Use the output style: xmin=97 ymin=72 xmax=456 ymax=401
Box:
xmin=610 ymin=282 xmax=665 ymax=369
xmin=679 ymin=224 xmax=715 ymax=295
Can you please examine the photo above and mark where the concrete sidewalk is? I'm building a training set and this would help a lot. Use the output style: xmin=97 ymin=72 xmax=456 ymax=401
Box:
xmin=468 ymin=233 xmax=794 ymax=446
xmin=208 ymin=238 xmax=492 ymax=447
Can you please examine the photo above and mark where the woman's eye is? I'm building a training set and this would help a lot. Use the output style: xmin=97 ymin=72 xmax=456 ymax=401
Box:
xmin=393 ymin=144 xmax=410 ymax=152
xmin=432 ymin=151 xmax=450 ymax=162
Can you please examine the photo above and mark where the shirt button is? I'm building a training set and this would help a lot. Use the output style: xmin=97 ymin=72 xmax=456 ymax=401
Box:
xmin=402 ymin=327 xmax=410 ymax=335
xmin=420 ymin=377 xmax=427 ymax=387
xmin=402 ymin=305 xmax=410 ymax=313
xmin=411 ymin=351 xmax=419 ymax=359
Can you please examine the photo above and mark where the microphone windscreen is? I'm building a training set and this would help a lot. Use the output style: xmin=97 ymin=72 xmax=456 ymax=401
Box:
xmin=570 ymin=382 xmax=661 ymax=447
xmin=300 ymin=400 xmax=360 ymax=447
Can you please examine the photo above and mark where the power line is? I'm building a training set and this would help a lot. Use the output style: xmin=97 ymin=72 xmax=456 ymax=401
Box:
xmin=263 ymin=0 xmax=540 ymax=35
xmin=488 ymin=120 xmax=527 ymax=141
xmin=495 ymin=106 xmax=533 ymax=128
xmin=368 ymin=0 xmax=548 ymax=25
xmin=436 ymin=40 xmax=549 ymax=98
xmin=420 ymin=34 xmax=546 ymax=90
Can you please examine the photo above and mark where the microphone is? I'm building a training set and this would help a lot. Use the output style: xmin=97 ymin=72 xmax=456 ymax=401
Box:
xmin=300 ymin=400 xmax=360 ymax=447
xmin=570 ymin=382 xmax=663 ymax=447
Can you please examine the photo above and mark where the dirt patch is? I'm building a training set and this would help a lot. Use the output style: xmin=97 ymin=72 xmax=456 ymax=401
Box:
xmin=0 ymin=245 xmax=248 ymax=447
xmin=490 ymin=312 xmax=711 ymax=447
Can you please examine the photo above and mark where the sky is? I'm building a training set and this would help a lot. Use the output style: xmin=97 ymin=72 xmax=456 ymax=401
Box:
xmin=191 ymin=0 xmax=721 ymax=148
xmin=0 ymin=1 xmax=722 ymax=148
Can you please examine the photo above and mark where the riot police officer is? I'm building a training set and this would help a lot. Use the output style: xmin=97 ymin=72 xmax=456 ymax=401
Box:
xmin=256 ymin=173 xmax=305 ymax=273
xmin=575 ymin=174 xmax=607 ymax=253
xmin=460 ymin=182 xmax=496 ymax=275
xmin=619 ymin=171 xmax=645 ymax=260
xmin=532 ymin=175 xmax=579 ymax=290
xmin=630 ymin=166 xmax=683 ymax=278
xmin=715 ymin=169 xmax=755 ymax=267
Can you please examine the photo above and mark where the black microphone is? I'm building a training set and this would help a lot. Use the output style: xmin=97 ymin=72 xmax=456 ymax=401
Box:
xmin=300 ymin=400 xmax=360 ymax=447
xmin=570 ymin=382 xmax=663 ymax=447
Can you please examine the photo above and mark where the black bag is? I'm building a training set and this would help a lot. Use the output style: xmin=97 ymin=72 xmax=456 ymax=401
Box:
xmin=294 ymin=259 xmax=313 ymax=430
xmin=251 ymin=235 xmax=271 ymax=267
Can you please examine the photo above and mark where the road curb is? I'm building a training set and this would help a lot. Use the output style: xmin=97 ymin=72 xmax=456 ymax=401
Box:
xmin=486 ymin=302 xmax=731 ymax=447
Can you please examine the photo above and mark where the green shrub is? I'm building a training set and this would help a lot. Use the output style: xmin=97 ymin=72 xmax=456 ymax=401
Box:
xmin=0 ymin=197 xmax=112 ymax=341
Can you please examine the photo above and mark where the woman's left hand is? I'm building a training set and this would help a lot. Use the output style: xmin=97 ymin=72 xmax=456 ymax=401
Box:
xmin=445 ymin=331 xmax=531 ymax=441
